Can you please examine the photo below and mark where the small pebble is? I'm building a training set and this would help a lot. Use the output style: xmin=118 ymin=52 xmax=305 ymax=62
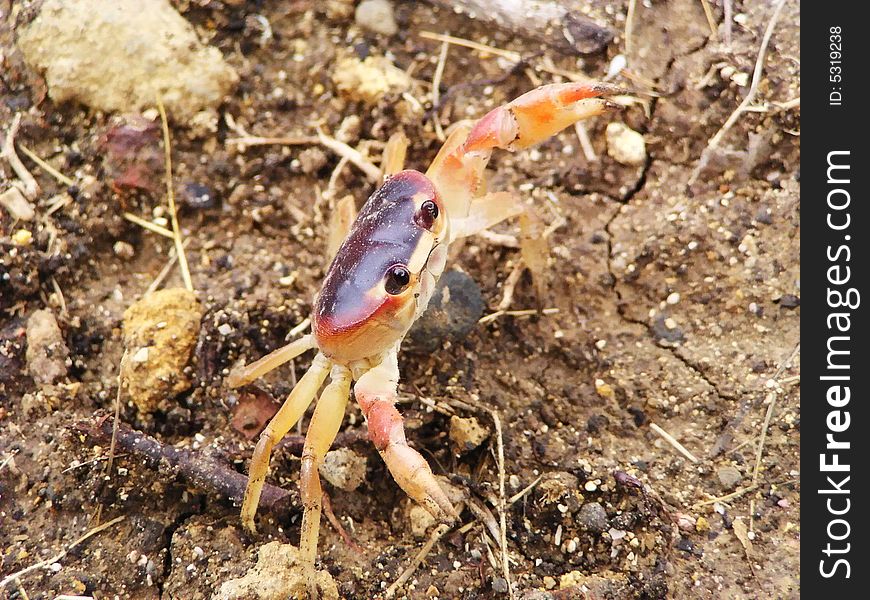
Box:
xmin=491 ymin=577 xmax=509 ymax=593
xmin=605 ymin=122 xmax=647 ymax=166
xmin=354 ymin=0 xmax=397 ymax=36
xmin=666 ymin=292 xmax=680 ymax=305
xmin=578 ymin=502 xmax=608 ymax=534
xmin=182 ymin=183 xmax=216 ymax=210
xmin=113 ymin=240 xmax=135 ymax=260
xmin=12 ymin=229 xmax=32 ymax=246
xmin=319 ymin=448 xmax=367 ymax=491
xmin=0 ymin=186 xmax=35 ymax=221
xmin=449 ymin=415 xmax=489 ymax=452
xmin=26 ymin=309 xmax=70 ymax=386
xmin=716 ymin=464 xmax=742 ymax=489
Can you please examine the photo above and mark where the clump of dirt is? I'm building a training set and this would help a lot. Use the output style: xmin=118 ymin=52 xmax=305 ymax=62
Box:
xmin=1 ymin=0 xmax=799 ymax=598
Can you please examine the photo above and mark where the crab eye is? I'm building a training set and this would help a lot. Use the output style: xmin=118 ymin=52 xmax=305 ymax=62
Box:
xmin=415 ymin=200 xmax=439 ymax=230
xmin=385 ymin=265 xmax=411 ymax=295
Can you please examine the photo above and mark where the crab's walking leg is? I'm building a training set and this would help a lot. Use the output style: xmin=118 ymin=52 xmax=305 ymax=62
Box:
xmin=354 ymin=352 xmax=458 ymax=521
xmin=450 ymin=191 xmax=525 ymax=241
xmin=299 ymin=364 xmax=352 ymax=596
xmin=226 ymin=333 xmax=317 ymax=388
xmin=241 ymin=352 xmax=332 ymax=532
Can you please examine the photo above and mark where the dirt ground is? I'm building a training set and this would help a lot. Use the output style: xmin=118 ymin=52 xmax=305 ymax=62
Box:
xmin=1 ymin=0 xmax=800 ymax=598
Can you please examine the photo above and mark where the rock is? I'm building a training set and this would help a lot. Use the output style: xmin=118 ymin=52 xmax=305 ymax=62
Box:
xmin=121 ymin=288 xmax=203 ymax=414
xmin=716 ymin=464 xmax=742 ymax=489
xmin=319 ymin=448 xmax=367 ymax=492
xmin=408 ymin=270 xmax=485 ymax=353
xmin=577 ymin=502 xmax=608 ymax=534
xmin=605 ymin=122 xmax=647 ymax=166
xmin=492 ymin=577 xmax=509 ymax=593
xmin=17 ymin=0 xmax=238 ymax=120
xmin=448 ymin=415 xmax=489 ymax=453
xmin=25 ymin=309 xmax=69 ymax=386
xmin=407 ymin=503 xmax=437 ymax=539
xmin=355 ymin=0 xmax=398 ymax=36
xmin=0 ymin=187 xmax=35 ymax=221
xmin=217 ymin=542 xmax=338 ymax=600
xmin=332 ymin=55 xmax=413 ymax=105
xmin=102 ymin=115 xmax=163 ymax=194
xmin=537 ymin=471 xmax=581 ymax=508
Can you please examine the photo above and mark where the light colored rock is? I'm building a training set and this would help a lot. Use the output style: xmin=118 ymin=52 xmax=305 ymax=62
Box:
xmin=17 ymin=0 xmax=238 ymax=120
xmin=449 ymin=415 xmax=489 ymax=452
xmin=408 ymin=503 xmax=437 ymax=539
xmin=217 ymin=542 xmax=338 ymax=600
xmin=121 ymin=288 xmax=203 ymax=414
xmin=605 ymin=122 xmax=647 ymax=166
xmin=355 ymin=0 xmax=398 ymax=36
xmin=332 ymin=55 xmax=413 ymax=105
xmin=319 ymin=448 xmax=367 ymax=492
xmin=716 ymin=464 xmax=742 ymax=489
xmin=26 ymin=309 xmax=69 ymax=386
xmin=0 ymin=187 xmax=35 ymax=221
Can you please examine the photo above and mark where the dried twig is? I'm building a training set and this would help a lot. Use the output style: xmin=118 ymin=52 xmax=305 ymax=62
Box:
xmin=384 ymin=524 xmax=451 ymax=598
xmin=123 ymin=212 xmax=175 ymax=239
xmin=478 ymin=307 xmax=559 ymax=325
xmin=144 ymin=239 xmax=191 ymax=296
xmin=710 ymin=342 xmax=800 ymax=457
xmin=692 ymin=484 xmax=759 ymax=509
xmin=156 ymin=95 xmax=194 ymax=292
xmin=0 ymin=516 xmax=126 ymax=590
xmin=419 ymin=31 xmax=593 ymax=83
xmin=752 ymin=344 xmax=800 ymax=485
xmin=18 ymin=144 xmax=76 ymax=188
xmin=316 ymin=130 xmax=381 ymax=183
xmin=226 ymin=134 xmax=319 ymax=147
xmin=649 ymin=422 xmax=699 ymax=463
xmin=724 ymin=0 xmax=733 ymax=48
xmin=624 ymin=0 xmax=637 ymax=56
xmin=2 ymin=114 xmax=40 ymax=199
xmin=78 ymin=417 xmax=298 ymax=519
xmin=431 ymin=37 xmax=450 ymax=142
xmin=105 ymin=350 xmax=127 ymax=477
xmin=508 ymin=474 xmax=543 ymax=505
xmin=321 ymin=491 xmax=363 ymax=552
xmin=687 ymin=0 xmax=788 ymax=186
xmin=0 ymin=449 xmax=18 ymax=473
xmin=699 ymin=0 xmax=719 ymax=41
xmin=574 ymin=121 xmax=598 ymax=162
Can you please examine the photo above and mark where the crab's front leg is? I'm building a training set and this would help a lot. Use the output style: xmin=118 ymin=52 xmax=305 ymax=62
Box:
xmin=299 ymin=364 xmax=352 ymax=597
xmin=354 ymin=351 xmax=458 ymax=521
xmin=240 ymin=352 xmax=332 ymax=532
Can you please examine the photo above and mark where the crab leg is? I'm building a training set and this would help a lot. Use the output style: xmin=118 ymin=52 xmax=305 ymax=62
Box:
xmin=241 ymin=352 xmax=332 ymax=532
xmin=354 ymin=351 xmax=458 ymax=521
xmin=450 ymin=190 xmax=525 ymax=240
xmin=226 ymin=333 xmax=317 ymax=388
xmin=299 ymin=364 xmax=352 ymax=596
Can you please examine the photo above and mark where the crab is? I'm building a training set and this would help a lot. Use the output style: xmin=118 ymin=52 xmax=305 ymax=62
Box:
xmin=226 ymin=81 xmax=623 ymax=596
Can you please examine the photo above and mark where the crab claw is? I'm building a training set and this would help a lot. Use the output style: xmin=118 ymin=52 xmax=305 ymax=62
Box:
xmin=363 ymin=397 xmax=459 ymax=521
xmin=463 ymin=81 xmax=626 ymax=152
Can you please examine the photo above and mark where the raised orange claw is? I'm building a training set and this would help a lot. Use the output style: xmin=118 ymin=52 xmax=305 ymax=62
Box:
xmin=229 ymin=81 xmax=623 ymax=598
